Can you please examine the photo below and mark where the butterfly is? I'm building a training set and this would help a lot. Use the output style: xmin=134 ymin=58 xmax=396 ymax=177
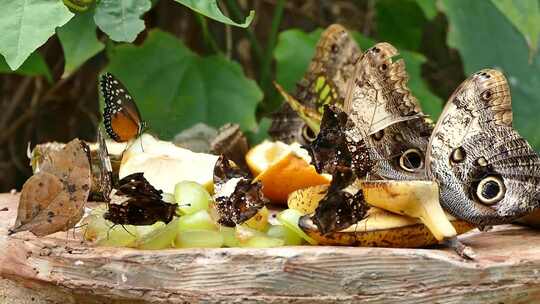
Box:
xmin=426 ymin=69 xmax=540 ymax=226
xmin=103 ymin=173 xmax=178 ymax=226
xmin=96 ymin=127 xmax=113 ymax=202
xmin=302 ymin=105 xmax=373 ymax=234
xmin=269 ymin=24 xmax=362 ymax=144
xmin=213 ymin=155 xmax=267 ymax=227
xmin=100 ymin=73 xmax=146 ymax=142
xmin=10 ymin=139 xmax=92 ymax=236
xmin=343 ymin=42 xmax=434 ymax=180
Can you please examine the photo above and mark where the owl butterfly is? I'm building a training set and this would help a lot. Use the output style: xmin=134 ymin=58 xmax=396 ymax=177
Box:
xmin=343 ymin=42 xmax=433 ymax=180
xmin=104 ymin=173 xmax=178 ymax=226
xmin=213 ymin=155 xmax=267 ymax=227
xmin=269 ymin=24 xmax=362 ymax=144
xmin=426 ymin=69 xmax=540 ymax=226
xmin=101 ymin=73 xmax=146 ymax=142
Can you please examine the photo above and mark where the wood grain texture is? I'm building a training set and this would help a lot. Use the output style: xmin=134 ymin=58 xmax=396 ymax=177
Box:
xmin=1 ymin=193 xmax=540 ymax=303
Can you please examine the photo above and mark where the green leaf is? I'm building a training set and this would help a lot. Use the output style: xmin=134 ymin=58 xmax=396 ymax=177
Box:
xmin=57 ymin=10 xmax=105 ymax=76
xmin=274 ymin=28 xmax=442 ymax=119
xmin=106 ymin=30 xmax=261 ymax=139
xmin=94 ymin=0 xmax=151 ymax=42
xmin=174 ymin=0 xmax=254 ymax=28
xmin=415 ymin=0 xmax=438 ymax=20
xmin=375 ymin=0 xmax=427 ymax=51
xmin=0 ymin=53 xmax=52 ymax=82
xmin=0 ymin=0 xmax=74 ymax=70
xmin=274 ymin=29 xmax=322 ymax=92
xmin=491 ymin=0 xmax=540 ymax=61
xmin=441 ymin=0 xmax=540 ymax=150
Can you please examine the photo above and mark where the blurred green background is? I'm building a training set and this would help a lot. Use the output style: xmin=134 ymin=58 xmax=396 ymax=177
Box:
xmin=1 ymin=0 xmax=539 ymax=191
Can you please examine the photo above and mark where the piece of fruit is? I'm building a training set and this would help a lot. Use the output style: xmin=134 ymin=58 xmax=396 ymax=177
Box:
xmin=267 ymin=225 xmax=303 ymax=245
xmin=240 ymin=236 xmax=285 ymax=248
xmin=120 ymin=134 xmax=218 ymax=194
xmin=175 ymin=229 xmax=224 ymax=248
xmin=277 ymin=209 xmax=318 ymax=245
xmin=247 ymin=141 xmax=330 ymax=202
xmin=134 ymin=218 xmax=180 ymax=250
xmin=219 ymin=226 xmax=240 ymax=247
xmin=299 ymin=207 xmax=474 ymax=247
xmin=244 ymin=207 xmax=270 ymax=232
xmin=174 ymin=181 xmax=212 ymax=215
xmin=287 ymin=184 xmax=328 ymax=215
xmin=177 ymin=210 xmax=217 ymax=232
xmin=360 ymin=180 xmax=457 ymax=241
xmin=82 ymin=204 xmax=139 ymax=247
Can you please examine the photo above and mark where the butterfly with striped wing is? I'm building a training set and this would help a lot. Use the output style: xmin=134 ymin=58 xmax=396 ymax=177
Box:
xmin=100 ymin=73 xmax=147 ymax=142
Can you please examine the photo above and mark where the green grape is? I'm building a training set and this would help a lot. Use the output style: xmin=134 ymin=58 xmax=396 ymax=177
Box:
xmin=136 ymin=222 xmax=166 ymax=239
xmin=277 ymin=209 xmax=318 ymax=245
xmin=175 ymin=229 xmax=224 ymax=248
xmin=175 ymin=181 xmax=212 ymax=215
xmin=219 ymin=226 xmax=240 ymax=247
xmin=239 ymin=236 xmax=284 ymax=248
xmin=97 ymin=225 xmax=139 ymax=247
xmin=82 ymin=204 xmax=138 ymax=247
xmin=162 ymin=192 xmax=176 ymax=203
xmin=235 ymin=224 xmax=265 ymax=243
xmin=178 ymin=210 xmax=217 ymax=232
xmin=135 ymin=218 xmax=180 ymax=250
xmin=267 ymin=225 xmax=303 ymax=246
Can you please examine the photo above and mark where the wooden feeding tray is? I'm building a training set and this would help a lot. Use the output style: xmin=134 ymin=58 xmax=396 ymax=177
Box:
xmin=1 ymin=192 xmax=540 ymax=303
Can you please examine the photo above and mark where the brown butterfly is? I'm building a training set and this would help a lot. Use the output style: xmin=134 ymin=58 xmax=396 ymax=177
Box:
xmin=270 ymin=24 xmax=362 ymax=144
xmin=101 ymin=73 xmax=146 ymax=142
xmin=303 ymin=106 xmax=373 ymax=234
xmin=213 ymin=155 xmax=267 ymax=227
xmin=95 ymin=127 xmax=113 ymax=202
xmin=10 ymin=139 xmax=92 ymax=236
xmin=104 ymin=173 xmax=178 ymax=226
xmin=426 ymin=69 xmax=540 ymax=226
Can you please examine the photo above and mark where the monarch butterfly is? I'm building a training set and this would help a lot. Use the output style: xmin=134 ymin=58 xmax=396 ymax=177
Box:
xmin=100 ymin=73 xmax=146 ymax=142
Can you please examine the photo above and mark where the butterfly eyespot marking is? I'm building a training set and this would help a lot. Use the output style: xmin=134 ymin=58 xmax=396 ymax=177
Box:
xmin=399 ymin=148 xmax=423 ymax=172
xmin=476 ymin=176 xmax=505 ymax=205
xmin=379 ymin=63 xmax=388 ymax=71
xmin=481 ymin=89 xmax=493 ymax=101
xmin=301 ymin=125 xmax=317 ymax=142
xmin=475 ymin=157 xmax=488 ymax=167
xmin=372 ymin=47 xmax=380 ymax=53
xmin=371 ymin=130 xmax=385 ymax=141
xmin=450 ymin=147 xmax=466 ymax=164
xmin=331 ymin=43 xmax=339 ymax=53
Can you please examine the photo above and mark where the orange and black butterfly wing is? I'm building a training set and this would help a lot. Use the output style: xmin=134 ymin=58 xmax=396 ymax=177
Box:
xmin=100 ymin=73 xmax=144 ymax=142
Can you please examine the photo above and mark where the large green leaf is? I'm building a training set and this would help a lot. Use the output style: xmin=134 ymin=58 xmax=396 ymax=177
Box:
xmin=375 ymin=0 xmax=427 ymax=51
xmin=173 ymin=0 xmax=254 ymax=28
xmin=57 ymin=10 xmax=105 ymax=76
xmin=106 ymin=30 xmax=261 ymax=139
xmin=0 ymin=53 xmax=52 ymax=82
xmin=491 ymin=0 xmax=540 ymax=60
xmin=274 ymin=29 xmax=442 ymax=118
xmin=94 ymin=0 xmax=151 ymax=42
xmin=274 ymin=29 xmax=322 ymax=92
xmin=415 ymin=0 xmax=438 ymax=20
xmin=0 ymin=0 xmax=73 ymax=70
xmin=441 ymin=0 xmax=540 ymax=149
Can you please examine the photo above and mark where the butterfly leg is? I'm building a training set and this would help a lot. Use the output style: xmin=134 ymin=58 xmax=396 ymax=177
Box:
xmin=445 ymin=237 xmax=476 ymax=260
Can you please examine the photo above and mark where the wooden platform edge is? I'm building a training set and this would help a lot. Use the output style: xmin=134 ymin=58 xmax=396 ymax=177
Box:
xmin=2 ymin=193 xmax=540 ymax=304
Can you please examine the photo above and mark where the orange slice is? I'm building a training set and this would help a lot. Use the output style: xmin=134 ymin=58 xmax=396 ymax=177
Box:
xmin=246 ymin=141 xmax=330 ymax=203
